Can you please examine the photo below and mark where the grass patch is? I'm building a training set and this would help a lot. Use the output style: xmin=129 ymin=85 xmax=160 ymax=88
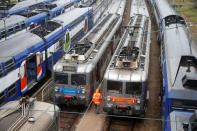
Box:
xmin=168 ymin=0 xmax=197 ymax=39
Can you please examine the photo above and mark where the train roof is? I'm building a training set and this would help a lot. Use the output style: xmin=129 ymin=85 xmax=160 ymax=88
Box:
xmin=0 ymin=15 xmax=26 ymax=30
xmin=54 ymin=14 xmax=122 ymax=73
xmin=105 ymin=0 xmax=126 ymax=15
xmin=8 ymin=0 xmax=49 ymax=13
xmin=0 ymin=99 xmax=59 ymax=131
xmin=52 ymin=0 xmax=72 ymax=6
xmin=169 ymin=111 xmax=194 ymax=131
xmin=0 ymin=32 xmax=43 ymax=63
xmin=130 ymin=0 xmax=149 ymax=17
xmin=52 ymin=7 xmax=93 ymax=26
xmin=104 ymin=14 xmax=151 ymax=82
xmin=154 ymin=0 xmax=178 ymax=19
xmin=165 ymin=24 xmax=197 ymax=94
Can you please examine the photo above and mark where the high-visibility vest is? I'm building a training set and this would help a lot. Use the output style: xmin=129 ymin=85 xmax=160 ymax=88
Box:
xmin=93 ymin=93 xmax=102 ymax=105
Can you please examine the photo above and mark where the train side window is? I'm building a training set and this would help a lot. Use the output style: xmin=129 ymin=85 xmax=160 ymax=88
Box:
xmin=8 ymin=27 xmax=14 ymax=35
xmin=1 ymin=30 xmax=6 ymax=38
xmin=4 ymin=59 xmax=15 ymax=74
xmin=19 ymin=64 xmax=25 ymax=79
xmin=107 ymin=81 xmax=122 ymax=94
xmin=21 ymin=23 xmax=26 ymax=29
xmin=7 ymin=83 xmax=17 ymax=98
xmin=0 ymin=65 xmax=3 ymax=78
xmin=0 ymin=91 xmax=5 ymax=106
xmin=15 ymin=24 xmax=20 ymax=31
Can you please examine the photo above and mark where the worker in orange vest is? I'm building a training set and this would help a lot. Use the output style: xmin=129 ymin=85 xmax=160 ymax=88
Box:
xmin=93 ymin=89 xmax=102 ymax=114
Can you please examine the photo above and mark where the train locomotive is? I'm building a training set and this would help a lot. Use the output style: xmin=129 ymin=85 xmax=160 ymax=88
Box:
xmin=0 ymin=7 xmax=93 ymax=106
xmin=150 ymin=0 xmax=197 ymax=130
xmin=103 ymin=0 xmax=151 ymax=117
xmin=0 ymin=97 xmax=59 ymax=131
xmin=53 ymin=0 xmax=126 ymax=106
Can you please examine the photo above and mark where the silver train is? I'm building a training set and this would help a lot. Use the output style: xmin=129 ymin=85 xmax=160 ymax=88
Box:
xmin=0 ymin=97 xmax=59 ymax=131
xmin=103 ymin=0 xmax=151 ymax=116
xmin=53 ymin=0 xmax=126 ymax=106
xmin=150 ymin=0 xmax=197 ymax=130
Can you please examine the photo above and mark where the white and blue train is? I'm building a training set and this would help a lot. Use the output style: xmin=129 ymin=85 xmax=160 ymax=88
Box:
xmin=0 ymin=0 xmax=55 ymax=17
xmin=150 ymin=0 xmax=197 ymax=130
xmin=0 ymin=7 xmax=93 ymax=106
xmin=0 ymin=0 xmax=79 ymax=41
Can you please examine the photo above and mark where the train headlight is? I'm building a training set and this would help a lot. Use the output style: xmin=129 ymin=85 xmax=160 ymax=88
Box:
xmin=137 ymin=98 xmax=141 ymax=104
xmin=107 ymin=96 xmax=111 ymax=101
xmin=55 ymin=87 xmax=58 ymax=92
xmin=81 ymin=88 xmax=85 ymax=94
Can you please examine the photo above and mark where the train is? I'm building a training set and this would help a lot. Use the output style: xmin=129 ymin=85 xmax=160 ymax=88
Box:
xmin=0 ymin=0 xmax=82 ymax=41
xmin=150 ymin=0 xmax=197 ymax=130
xmin=0 ymin=0 xmax=55 ymax=17
xmin=79 ymin=0 xmax=96 ymax=7
xmin=103 ymin=0 xmax=151 ymax=117
xmin=0 ymin=7 xmax=93 ymax=106
xmin=0 ymin=97 xmax=59 ymax=131
xmin=53 ymin=0 xmax=126 ymax=106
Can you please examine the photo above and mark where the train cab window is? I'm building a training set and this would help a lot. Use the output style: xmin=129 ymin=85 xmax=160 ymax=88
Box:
xmin=0 ymin=91 xmax=5 ymax=106
xmin=126 ymin=82 xmax=141 ymax=95
xmin=71 ymin=74 xmax=86 ymax=85
xmin=55 ymin=73 xmax=68 ymax=84
xmin=107 ymin=81 xmax=122 ymax=94
xmin=7 ymin=83 xmax=17 ymax=98
xmin=4 ymin=59 xmax=15 ymax=74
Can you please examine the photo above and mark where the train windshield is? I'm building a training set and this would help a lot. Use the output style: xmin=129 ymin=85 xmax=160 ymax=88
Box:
xmin=126 ymin=82 xmax=141 ymax=95
xmin=107 ymin=81 xmax=122 ymax=94
xmin=55 ymin=72 xmax=68 ymax=84
xmin=71 ymin=74 xmax=86 ymax=86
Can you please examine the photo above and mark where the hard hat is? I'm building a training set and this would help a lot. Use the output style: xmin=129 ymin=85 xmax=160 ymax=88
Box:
xmin=96 ymin=89 xmax=99 ymax=93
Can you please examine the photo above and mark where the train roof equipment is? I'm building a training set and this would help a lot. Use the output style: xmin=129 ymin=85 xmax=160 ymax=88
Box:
xmin=104 ymin=14 xmax=151 ymax=82
xmin=0 ymin=0 xmax=54 ymax=16
xmin=0 ymin=97 xmax=59 ymax=131
xmin=54 ymin=13 xmax=122 ymax=73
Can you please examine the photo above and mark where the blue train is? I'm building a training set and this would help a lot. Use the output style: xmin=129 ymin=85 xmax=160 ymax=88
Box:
xmin=0 ymin=7 xmax=93 ymax=106
xmin=0 ymin=3 xmax=67 ymax=41
xmin=150 ymin=0 xmax=197 ymax=130
xmin=0 ymin=0 xmax=55 ymax=17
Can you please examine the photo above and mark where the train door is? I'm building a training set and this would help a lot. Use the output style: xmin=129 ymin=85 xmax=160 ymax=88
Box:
xmin=26 ymin=55 xmax=37 ymax=85
xmin=36 ymin=52 xmax=42 ymax=81
xmin=84 ymin=17 xmax=88 ymax=34
xmin=19 ymin=61 xmax=27 ymax=94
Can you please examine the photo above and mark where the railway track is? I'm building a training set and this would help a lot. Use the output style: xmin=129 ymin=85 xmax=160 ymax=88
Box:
xmin=60 ymin=107 xmax=85 ymax=131
xmin=106 ymin=117 xmax=134 ymax=131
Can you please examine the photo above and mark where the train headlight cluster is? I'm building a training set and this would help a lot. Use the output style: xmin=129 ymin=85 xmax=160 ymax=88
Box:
xmin=107 ymin=96 xmax=111 ymax=101
xmin=55 ymin=87 xmax=58 ymax=92
xmin=81 ymin=88 xmax=85 ymax=94
xmin=137 ymin=98 xmax=141 ymax=104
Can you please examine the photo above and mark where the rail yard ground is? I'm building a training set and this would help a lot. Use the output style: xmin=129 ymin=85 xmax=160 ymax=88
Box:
xmin=169 ymin=0 xmax=197 ymax=39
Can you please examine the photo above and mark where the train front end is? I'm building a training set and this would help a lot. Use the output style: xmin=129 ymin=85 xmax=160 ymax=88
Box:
xmin=54 ymin=62 xmax=90 ymax=106
xmin=103 ymin=75 xmax=147 ymax=116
